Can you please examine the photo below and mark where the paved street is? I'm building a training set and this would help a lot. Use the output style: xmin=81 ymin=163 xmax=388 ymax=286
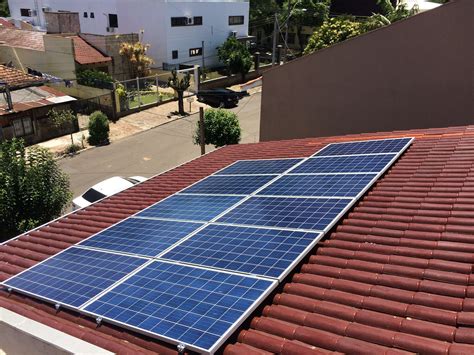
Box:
xmin=60 ymin=92 xmax=262 ymax=197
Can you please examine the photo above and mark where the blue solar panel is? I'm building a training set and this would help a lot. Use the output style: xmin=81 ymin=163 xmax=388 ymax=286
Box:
xmin=292 ymin=154 xmax=396 ymax=174
xmin=79 ymin=218 xmax=202 ymax=257
xmin=162 ymin=224 xmax=321 ymax=279
xmin=3 ymin=248 xmax=146 ymax=308
xmin=217 ymin=196 xmax=350 ymax=231
xmin=258 ymin=173 xmax=376 ymax=197
xmin=84 ymin=261 xmax=276 ymax=353
xmin=137 ymin=194 xmax=243 ymax=222
xmin=216 ymin=159 xmax=302 ymax=175
xmin=181 ymin=175 xmax=276 ymax=195
xmin=314 ymin=138 xmax=411 ymax=157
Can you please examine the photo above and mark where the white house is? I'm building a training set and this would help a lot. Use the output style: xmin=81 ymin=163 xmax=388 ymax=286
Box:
xmin=7 ymin=0 xmax=250 ymax=69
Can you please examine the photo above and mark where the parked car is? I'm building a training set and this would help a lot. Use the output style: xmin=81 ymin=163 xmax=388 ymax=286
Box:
xmin=197 ymin=88 xmax=244 ymax=108
xmin=72 ymin=176 xmax=147 ymax=210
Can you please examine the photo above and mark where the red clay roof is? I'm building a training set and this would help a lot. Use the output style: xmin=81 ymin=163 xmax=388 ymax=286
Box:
xmin=0 ymin=18 xmax=16 ymax=29
xmin=0 ymin=28 xmax=111 ymax=65
xmin=2 ymin=125 xmax=474 ymax=354
xmin=67 ymin=35 xmax=112 ymax=65
xmin=0 ymin=64 xmax=44 ymax=89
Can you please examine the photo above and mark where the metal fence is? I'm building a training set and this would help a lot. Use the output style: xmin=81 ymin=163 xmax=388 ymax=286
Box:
xmin=70 ymin=93 xmax=116 ymax=121
xmin=117 ymin=68 xmax=198 ymax=114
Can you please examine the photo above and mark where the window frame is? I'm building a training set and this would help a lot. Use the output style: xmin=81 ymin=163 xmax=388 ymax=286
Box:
xmin=83 ymin=12 xmax=88 ymax=18
xmin=189 ymin=47 xmax=202 ymax=57
xmin=20 ymin=8 xmax=31 ymax=17
xmin=90 ymin=12 xmax=95 ymax=18
xmin=172 ymin=50 xmax=178 ymax=60
xmin=171 ymin=16 xmax=203 ymax=27
xmin=229 ymin=15 xmax=244 ymax=26
xmin=108 ymin=14 xmax=118 ymax=28
xmin=13 ymin=117 xmax=34 ymax=137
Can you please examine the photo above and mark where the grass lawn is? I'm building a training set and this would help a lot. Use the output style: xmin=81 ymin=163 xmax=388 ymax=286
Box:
xmin=129 ymin=92 xmax=175 ymax=109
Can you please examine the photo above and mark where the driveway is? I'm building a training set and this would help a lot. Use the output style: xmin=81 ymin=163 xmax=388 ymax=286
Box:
xmin=60 ymin=91 xmax=262 ymax=197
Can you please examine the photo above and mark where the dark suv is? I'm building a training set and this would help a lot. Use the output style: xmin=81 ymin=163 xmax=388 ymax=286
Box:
xmin=197 ymin=89 xmax=244 ymax=108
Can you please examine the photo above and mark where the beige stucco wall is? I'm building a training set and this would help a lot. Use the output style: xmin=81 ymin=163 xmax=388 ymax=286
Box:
xmin=260 ymin=0 xmax=474 ymax=141
xmin=0 ymin=36 xmax=76 ymax=80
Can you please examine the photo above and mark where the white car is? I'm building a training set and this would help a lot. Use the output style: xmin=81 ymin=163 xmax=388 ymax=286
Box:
xmin=72 ymin=176 xmax=147 ymax=210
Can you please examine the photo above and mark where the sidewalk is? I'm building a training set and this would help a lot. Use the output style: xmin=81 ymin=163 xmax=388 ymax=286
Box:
xmin=36 ymin=85 xmax=262 ymax=156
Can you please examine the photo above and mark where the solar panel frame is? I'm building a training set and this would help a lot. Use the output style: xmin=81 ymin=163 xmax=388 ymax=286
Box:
xmin=215 ymin=158 xmax=304 ymax=175
xmin=80 ymin=260 xmax=278 ymax=354
xmin=313 ymin=137 xmax=413 ymax=157
xmin=1 ymin=247 xmax=149 ymax=309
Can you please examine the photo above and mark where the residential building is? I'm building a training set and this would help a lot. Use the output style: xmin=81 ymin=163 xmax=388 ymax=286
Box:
xmin=7 ymin=0 xmax=250 ymax=69
xmin=260 ymin=0 xmax=472 ymax=141
xmin=0 ymin=64 xmax=77 ymax=144
xmin=0 ymin=28 xmax=112 ymax=80
xmin=1 ymin=125 xmax=474 ymax=354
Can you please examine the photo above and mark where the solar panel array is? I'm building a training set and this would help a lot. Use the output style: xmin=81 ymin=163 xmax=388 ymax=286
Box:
xmin=2 ymin=137 xmax=412 ymax=354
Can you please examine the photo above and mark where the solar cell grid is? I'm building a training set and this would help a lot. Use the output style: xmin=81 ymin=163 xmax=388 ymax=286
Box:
xmin=79 ymin=218 xmax=202 ymax=257
xmin=292 ymin=154 xmax=396 ymax=174
xmin=181 ymin=175 xmax=277 ymax=195
xmin=258 ymin=173 xmax=377 ymax=198
xmin=84 ymin=261 xmax=276 ymax=352
xmin=3 ymin=248 xmax=147 ymax=308
xmin=216 ymin=158 xmax=302 ymax=175
xmin=314 ymin=138 xmax=411 ymax=156
xmin=217 ymin=196 xmax=350 ymax=231
xmin=162 ymin=224 xmax=321 ymax=279
xmin=137 ymin=194 xmax=243 ymax=222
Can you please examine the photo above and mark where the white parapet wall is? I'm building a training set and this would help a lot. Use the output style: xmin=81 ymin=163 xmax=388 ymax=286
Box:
xmin=0 ymin=307 xmax=114 ymax=355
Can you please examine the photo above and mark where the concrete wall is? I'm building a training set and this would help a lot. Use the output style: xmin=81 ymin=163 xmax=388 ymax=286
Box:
xmin=200 ymin=64 xmax=272 ymax=90
xmin=8 ymin=0 xmax=249 ymax=68
xmin=80 ymin=33 xmax=139 ymax=81
xmin=260 ymin=0 xmax=474 ymax=141
xmin=0 ymin=35 xmax=76 ymax=80
xmin=44 ymin=12 xmax=81 ymax=34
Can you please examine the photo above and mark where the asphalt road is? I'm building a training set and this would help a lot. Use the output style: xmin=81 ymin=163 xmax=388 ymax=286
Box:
xmin=60 ymin=92 xmax=262 ymax=197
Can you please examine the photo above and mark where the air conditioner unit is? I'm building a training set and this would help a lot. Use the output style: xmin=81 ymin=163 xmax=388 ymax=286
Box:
xmin=230 ymin=31 xmax=238 ymax=38
xmin=42 ymin=6 xmax=51 ymax=12
xmin=187 ymin=17 xmax=193 ymax=25
xmin=28 ymin=9 xmax=38 ymax=16
xmin=106 ymin=27 xmax=115 ymax=33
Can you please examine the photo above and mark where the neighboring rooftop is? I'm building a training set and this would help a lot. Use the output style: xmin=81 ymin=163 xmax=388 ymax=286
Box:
xmin=0 ymin=85 xmax=75 ymax=115
xmin=1 ymin=125 xmax=474 ymax=354
xmin=0 ymin=64 xmax=44 ymax=90
xmin=0 ymin=28 xmax=111 ymax=65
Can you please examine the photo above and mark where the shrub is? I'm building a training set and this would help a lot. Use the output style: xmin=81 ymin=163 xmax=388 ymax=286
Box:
xmin=64 ymin=143 xmax=82 ymax=155
xmin=194 ymin=108 xmax=241 ymax=148
xmin=87 ymin=111 xmax=110 ymax=146
xmin=77 ymin=69 xmax=114 ymax=89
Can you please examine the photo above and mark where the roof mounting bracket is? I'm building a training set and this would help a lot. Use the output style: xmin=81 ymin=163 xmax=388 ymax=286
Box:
xmin=96 ymin=316 xmax=103 ymax=326
xmin=54 ymin=303 xmax=61 ymax=312
xmin=7 ymin=287 xmax=12 ymax=294
xmin=177 ymin=343 xmax=186 ymax=353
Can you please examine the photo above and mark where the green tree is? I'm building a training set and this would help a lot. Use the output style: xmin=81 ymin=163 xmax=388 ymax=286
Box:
xmin=48 ymin=108 xmax=78 ymax=146
xmin=217 ymin=36 xmax=253 ymax=81
xmin=0 ymin=139 xmax=72 ymax=239
xmin=119 ymin=41 xmax=154 ymax=78
xmin=168 ymin=69 xmax=190 ymax=115
xmin=0 ymin=0 xmax=9 ymax=17
xmin=282 ymin=0 xmax=331 ymax=51
xmin=76 ymin=69 xmax=114 ymax=89
xmin=304 ymin=17 xmax=363 ymax=54
xmin=250 ymin=0 xmax=280 ymax=45
xmin=193 ymin=108 xmax=241 ymax=148
xmin=87 ymin=111 xmax=110 ymax=146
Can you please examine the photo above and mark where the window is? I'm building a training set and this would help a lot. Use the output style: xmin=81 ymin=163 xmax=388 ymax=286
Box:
xmin=20 ymin=8 xmax=31 ymax=17
xmin=172 ymin=50 xmax=178 ymax=59
xmin=171 ymin=16 xmax=202 ymax=27
xmin=189 ymin=47 xmax=202 ymax=57
xmin=193 ymin=16 xmax=202 ymax=25
xmin=229 ymin=16 xmax=244 ymax=25
xmin=90 ymin=12 xmax=95 ymax=18
xmin=108 ymin=14 xmax=118 ymax=28
xmin=13 ymin=117 xmax=33 ymax=137
xmin=83 ymin=12 xmax=88 ymax=18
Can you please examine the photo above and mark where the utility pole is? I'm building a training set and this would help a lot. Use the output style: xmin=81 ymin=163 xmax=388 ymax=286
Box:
xmin=199 ymin=107 xmax=205 ymax=155
xmin=283 ymin=0 xmax=292 ymax=63
xmin=271 ymin=13 xmax=278 ymax=66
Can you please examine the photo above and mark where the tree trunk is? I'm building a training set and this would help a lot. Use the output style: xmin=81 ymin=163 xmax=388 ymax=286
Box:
xmin=178 ymin=91 xmax=184 ymax=115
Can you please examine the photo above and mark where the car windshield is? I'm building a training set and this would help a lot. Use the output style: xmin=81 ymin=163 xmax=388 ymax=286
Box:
xmin=82 ymin=188 xmax=107 ymax=203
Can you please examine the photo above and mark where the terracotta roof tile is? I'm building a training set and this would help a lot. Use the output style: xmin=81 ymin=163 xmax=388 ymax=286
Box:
xmin=2 ymin=126 xmax=474 ymax=353
xmin=0 ymin=64 xmax=44 ymax=89
xmin=67 ymin=36 xmax=112 ymax=65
